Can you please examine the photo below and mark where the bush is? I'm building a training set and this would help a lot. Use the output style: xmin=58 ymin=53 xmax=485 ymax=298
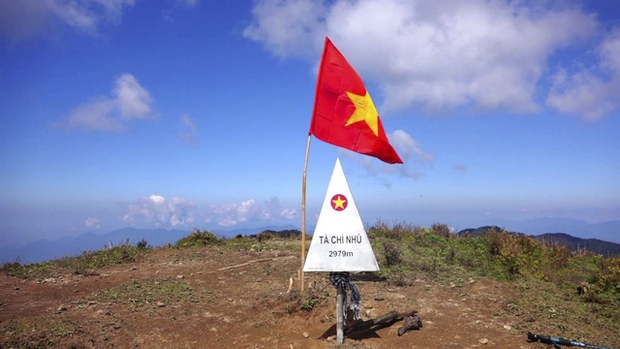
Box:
xmin=383 ymin=241 xmax=403 ymax=267
xmin=175 ymin=229 xmax=220 ymax=248
xmin=431 ymin=222 xmax=452 ymax=239
xmin=136 ymin=238 xmax=150 ymax=250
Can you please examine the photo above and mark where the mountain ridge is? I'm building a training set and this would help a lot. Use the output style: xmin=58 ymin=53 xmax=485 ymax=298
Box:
xmin=1 ymin=218 xmax=618 ymax=264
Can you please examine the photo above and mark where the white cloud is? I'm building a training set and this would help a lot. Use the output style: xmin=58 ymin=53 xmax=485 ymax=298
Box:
xmin=0 ymin=0 xmax=135 ymax=43
xmin=205 ymin=197 xmax=297 ymax=227
xmin=178 ymin=114 xmax=198 ymax=145
xmin=343 ymin=129 xmax=433 ymax=180
xmin=390 ymin=129 xmax=434 ymax=165
xmin=123 ymin=195 xmax=197 ymax=227
xmin=54 ymin=73 xmax=156 ymax=132
xmin=245 ymin=0 xmax=620 ymax=119
xmin=85 ymin=216 xmax=100 ymax=229
xmin=162 ymin=0 xmax=199 ymax=22
xmin=176 ymin=0 xmax=198 ymax=8
xmin=244 ymin=0 xmax=327 ymax=58
xmin=546 ymin=30 xmax=620 ymax=120
xmin=61 ymin=98 xmax=125 ymax=131
xmin=113 ymin=74 xmax=154 ymax=120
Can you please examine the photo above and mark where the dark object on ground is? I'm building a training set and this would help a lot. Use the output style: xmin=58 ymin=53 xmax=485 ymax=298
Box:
xmin=344 ymin=310 xmax=421 ymax=336
xmin=397 ymin=314 xmax=423 ymax=336
xmin=527 ymin=332 xmax=614 ymax=349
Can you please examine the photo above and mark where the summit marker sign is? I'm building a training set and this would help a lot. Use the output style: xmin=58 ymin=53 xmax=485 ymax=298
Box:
xmin=303 ymin=158 xmax=380 ymax=272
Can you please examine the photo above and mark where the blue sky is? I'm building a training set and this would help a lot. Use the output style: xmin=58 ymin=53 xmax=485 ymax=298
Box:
xmin=1 ymin=0 xmax=618 ymax=246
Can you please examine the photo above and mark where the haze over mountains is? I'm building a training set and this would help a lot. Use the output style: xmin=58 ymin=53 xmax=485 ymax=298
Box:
xmin=0 ymin=219 xmax=618 ymax=264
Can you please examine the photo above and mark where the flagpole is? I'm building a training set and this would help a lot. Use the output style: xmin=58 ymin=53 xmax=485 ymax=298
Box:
xmin=301 ymin=37 xmax=329 ymax=292
xmin=300 ymin=134 xmax=312 ymax=291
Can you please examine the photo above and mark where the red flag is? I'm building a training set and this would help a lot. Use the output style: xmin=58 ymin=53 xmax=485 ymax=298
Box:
xmin=309 ymin=37 xmax=403 ymax=164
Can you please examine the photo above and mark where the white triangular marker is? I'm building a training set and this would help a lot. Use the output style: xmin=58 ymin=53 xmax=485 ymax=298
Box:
xmin=303 ymin=158 xmax=380 ymax=272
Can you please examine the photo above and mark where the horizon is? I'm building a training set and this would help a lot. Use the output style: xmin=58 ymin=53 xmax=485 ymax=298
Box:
xmin=4 ymin=216 xmax=620 ymax=243
xmin=1 ymin=1 xmax=619 ymax=247
xmin=2 ymin=217 xmax=620 ymax=265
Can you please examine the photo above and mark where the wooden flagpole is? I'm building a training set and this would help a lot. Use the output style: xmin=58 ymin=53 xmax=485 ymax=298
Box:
xmin=300 ymin=134 xmax=312 ymax=291
xmin=301 ymin=37 xmax=329 ymax=292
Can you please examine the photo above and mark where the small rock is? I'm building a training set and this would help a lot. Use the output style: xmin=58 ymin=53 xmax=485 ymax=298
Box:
xmin=114 ymin=324 xmax=121 ymax=330
xmin=176 ymin=275 xmax=184 ymax=279
xmin=302 ymin=332 xmax=309 ymax=338
xmin=504 ymin=325 xmax=512 ymax=331
xmin=479 ymin=338 xmax=489 ymax=345
xmin=57 ymin=305 xmax=68 ymax=312
xmin=156 ymin=301 xmax=165 ymax=307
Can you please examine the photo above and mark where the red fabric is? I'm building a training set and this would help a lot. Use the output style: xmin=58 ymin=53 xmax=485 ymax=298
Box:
xmin=309 ymin=37 xmax=403 ymax=164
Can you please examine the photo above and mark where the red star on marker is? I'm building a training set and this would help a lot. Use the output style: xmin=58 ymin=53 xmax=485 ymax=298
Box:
xmin=330 ymin=194 xmax=348 ymax=211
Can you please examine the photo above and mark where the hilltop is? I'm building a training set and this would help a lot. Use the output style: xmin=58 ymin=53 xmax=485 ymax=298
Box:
xmin=534 ymin=233 xmax=620 ymax=257
xmin=1 ymin=224 xmax=619 ymax=348
xmin=457 ymin=226 xmax=620 ymax=257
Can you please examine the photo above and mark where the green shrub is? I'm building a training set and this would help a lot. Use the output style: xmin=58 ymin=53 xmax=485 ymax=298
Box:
xmin=174 ymin=229 xmax=220 ymax=249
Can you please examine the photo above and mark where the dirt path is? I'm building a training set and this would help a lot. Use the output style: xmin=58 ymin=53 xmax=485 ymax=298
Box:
xmin=1 ymin=246 xmax=550 ymax=348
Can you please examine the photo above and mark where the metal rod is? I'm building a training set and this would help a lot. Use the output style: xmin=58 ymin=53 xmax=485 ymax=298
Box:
xmin=336 ymin=285 xmax=345 ymax=345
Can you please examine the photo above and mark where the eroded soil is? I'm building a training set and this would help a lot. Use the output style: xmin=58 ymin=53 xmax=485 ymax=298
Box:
xmin=0 ymin=245 xmax=581 ymax=348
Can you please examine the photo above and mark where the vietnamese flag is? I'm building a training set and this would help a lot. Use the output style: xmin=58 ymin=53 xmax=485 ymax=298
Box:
xmin=309 ymin=37 xmax=403 ymax=164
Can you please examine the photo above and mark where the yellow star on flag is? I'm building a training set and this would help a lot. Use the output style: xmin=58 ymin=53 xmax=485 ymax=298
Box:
xmin=345 ymin=91 xmax=379 ymax=136
xmin=332 ymin=195 xmax=347 ymax=209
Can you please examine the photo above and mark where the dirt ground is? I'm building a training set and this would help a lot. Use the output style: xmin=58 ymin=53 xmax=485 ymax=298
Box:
xmin=0 ymin=245 xmax=564 ymax=348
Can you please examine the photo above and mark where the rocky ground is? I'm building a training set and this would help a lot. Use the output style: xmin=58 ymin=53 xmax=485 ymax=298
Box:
xmin=0 ymin=244 xmax=608 ymax=348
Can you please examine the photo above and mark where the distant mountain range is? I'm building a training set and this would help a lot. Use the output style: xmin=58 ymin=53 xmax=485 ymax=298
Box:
xmin=1 ymin=218 xmax=617 ymax=264
xmin=493 ymin=218 xmax=620 ymax=244
xmin=0 ymin=228 xmax=191 ymax=265
xmin=457 ymin=225 xmax=620 ymax=257
xmin=0 ymin=225 xmax=301 ymax=265
xmin=535 ymin=233 xmax=620 ymax=257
